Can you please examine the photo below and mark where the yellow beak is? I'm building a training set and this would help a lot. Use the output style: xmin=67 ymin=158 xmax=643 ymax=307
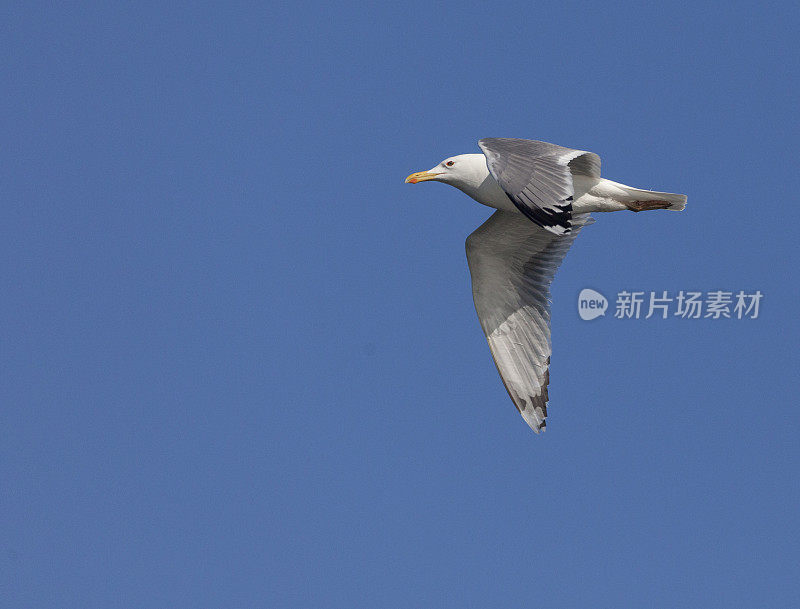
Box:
xmin=405 ymin=171 xmax=442 ymax=184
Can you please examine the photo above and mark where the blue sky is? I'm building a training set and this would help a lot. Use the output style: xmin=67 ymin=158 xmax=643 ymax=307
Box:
xmin=2 ymin=2 xmax=798 ymax=607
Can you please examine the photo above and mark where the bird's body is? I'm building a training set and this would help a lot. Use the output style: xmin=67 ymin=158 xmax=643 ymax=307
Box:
xmin=414 ymin=152 xmax=686 ymax=216
xmin=406 ymin=138 xmax=686 ymax=433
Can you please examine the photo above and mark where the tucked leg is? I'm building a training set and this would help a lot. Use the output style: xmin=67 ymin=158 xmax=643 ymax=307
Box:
xmin=624 ymin=199 xmax=672 ymax=212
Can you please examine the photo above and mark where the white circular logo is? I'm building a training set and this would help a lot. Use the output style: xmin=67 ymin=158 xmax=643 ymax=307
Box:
xmin=578 ymin=289 xmax=608 ymax=320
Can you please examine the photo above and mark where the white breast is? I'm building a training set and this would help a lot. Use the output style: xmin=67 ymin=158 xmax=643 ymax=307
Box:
xmin=471 ymin=174 xmax=520 ymax=212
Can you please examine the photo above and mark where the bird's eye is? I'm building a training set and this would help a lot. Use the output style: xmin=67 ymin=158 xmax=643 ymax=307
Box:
xmin=446 ymin=160 xmax=455 ymax=167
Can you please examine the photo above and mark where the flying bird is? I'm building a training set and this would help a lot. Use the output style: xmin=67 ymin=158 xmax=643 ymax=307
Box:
xmin=406 ymin=138 xmax=686 ymax=433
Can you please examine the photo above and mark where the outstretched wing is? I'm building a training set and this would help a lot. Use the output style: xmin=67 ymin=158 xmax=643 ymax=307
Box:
xmin=465 ymin=210 xmax=593 ymax=432
xmin=478 ymin=138 xmax=601 ymax=236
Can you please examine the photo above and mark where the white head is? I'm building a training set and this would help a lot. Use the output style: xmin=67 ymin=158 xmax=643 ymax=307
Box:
xmin=405 ymin=153 xmax=489 ymax=196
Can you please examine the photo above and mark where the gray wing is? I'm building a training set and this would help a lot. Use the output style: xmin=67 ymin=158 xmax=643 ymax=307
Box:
xmin=478 ymin=138 xmax=601 ymax=236
xmin=465 ymin=210 xmax=593 ymax=433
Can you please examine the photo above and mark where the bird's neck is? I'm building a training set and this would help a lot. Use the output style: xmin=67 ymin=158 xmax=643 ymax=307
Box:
xmin=449 ymin=154 xmax=491 ymax=199
xmin=451 ymin=156 xmax=515 ymax=212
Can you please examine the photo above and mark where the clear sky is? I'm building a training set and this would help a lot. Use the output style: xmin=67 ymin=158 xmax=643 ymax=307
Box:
xmin=2 ymin=2 xmax=798 ymax=607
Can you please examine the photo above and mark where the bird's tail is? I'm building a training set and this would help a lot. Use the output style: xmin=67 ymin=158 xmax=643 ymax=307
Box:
xmin=618 ymin=185 xmax=687 ymax=211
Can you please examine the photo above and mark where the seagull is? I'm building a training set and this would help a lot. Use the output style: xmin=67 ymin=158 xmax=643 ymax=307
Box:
xmin=405 ymin=138 xmax=686 ymax=433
